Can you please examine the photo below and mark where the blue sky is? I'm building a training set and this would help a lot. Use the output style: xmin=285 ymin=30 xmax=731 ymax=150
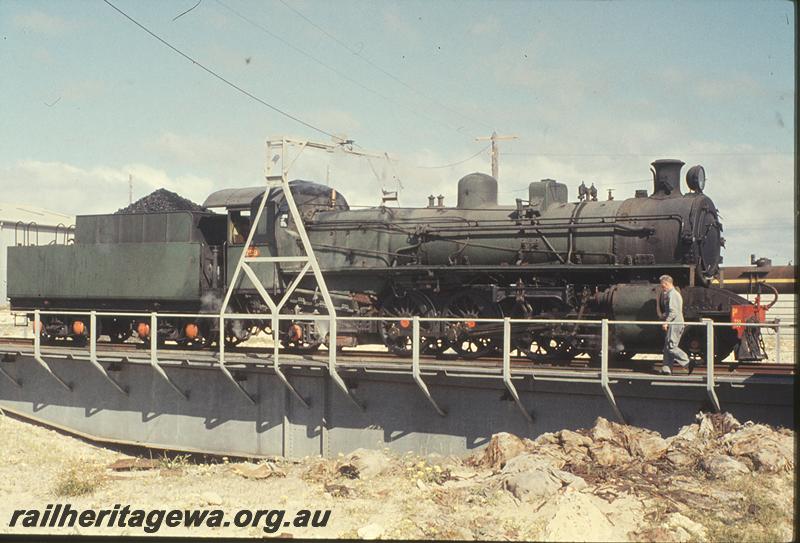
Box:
xmin=0 ymin=0 xmax=794 ymax=265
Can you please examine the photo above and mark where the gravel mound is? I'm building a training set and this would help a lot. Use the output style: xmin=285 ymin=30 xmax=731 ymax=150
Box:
xmin=470 ymin=412 xmax=793 ymax=477
xmin=115 ymin=188 xmax=206 ymax=214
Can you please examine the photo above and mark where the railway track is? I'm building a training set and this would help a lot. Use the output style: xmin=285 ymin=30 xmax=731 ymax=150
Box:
xmin=0 ymin=336 xmax=793 ymax=376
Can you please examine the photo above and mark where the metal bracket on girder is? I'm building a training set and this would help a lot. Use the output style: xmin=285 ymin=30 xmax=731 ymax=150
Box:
xmin=412 ymin=317 xmax=445 ymax=416
xmin=271 ymin=315 xmax=309 ymax=409
xmin=0 ymin=365 xmax=21 ymax=388
xmin=327 ymin=316 xmax=364 ymax=410
xmin=502 ymin=318 xmax=533 ymax=422
xmin=89 ymin=312 xmax=127 ymax=395
xmin=149 ymin=314 xmax=188 ymax=400
xmin=33 ymin=310 xmax=72 ymax=392
xmin=217 ymin=315 xmax=257 ymax=404
xmin=704 ymin=319 xmax=721 ymax=412
xmin=600 ymin=319 xmax=625 ymax=424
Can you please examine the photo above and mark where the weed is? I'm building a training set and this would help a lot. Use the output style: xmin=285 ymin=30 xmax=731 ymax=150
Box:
xmin=337 ymin=527 xmax=360 ymax=538
xmin=431 ymin=487 xmax=466 ymax=510
xmin=53 ymin=463 xmax=104 ymax=497
xmin=301 ymin=457 xmax=338 ymax=484
xmin=402 ymin=457 xmax=451 ymax=485
xmin=157 ymin=453 xmax=190 ymax=470
xmin=695 ymin=475 xmax=789 ymax=543
xmin=385 ymin=518 xmax=423 ymax=539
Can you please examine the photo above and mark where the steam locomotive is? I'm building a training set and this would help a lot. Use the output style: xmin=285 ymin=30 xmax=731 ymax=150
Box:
xmin=6 ymin=159 xmax=766 ymax=364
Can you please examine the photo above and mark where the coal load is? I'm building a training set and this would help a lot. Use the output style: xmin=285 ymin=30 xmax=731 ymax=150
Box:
xmin=115 ymin=188 xmax=207 ymax=214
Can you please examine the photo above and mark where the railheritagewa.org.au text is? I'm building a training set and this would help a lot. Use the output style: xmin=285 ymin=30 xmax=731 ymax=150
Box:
xmin=9 ymin=503 xmax=331 ymax=534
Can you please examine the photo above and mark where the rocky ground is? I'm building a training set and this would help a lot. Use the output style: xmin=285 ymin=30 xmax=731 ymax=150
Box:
xmin=0 ymin=410 xmax=793 ymax=540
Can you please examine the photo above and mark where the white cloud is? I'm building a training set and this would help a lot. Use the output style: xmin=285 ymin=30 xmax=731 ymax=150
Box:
xmin=205 ymin=10 xmax=233 ymax=31
xmin=30 ymin=47 xmax=54 ymax=64
xmin=238 ymin=144 xmax=490 ymax=208
xmin=0 ymin=143 xmax=791 ymax=266
xmin=61 ymin=79 xmax=108 ymax=101
xmin=147 ymin=132 xmax=264 ymax=189
xmin=696 ymin=74 xmax=765 ymax=100
xmin=490 ymin=60 xmax=610 ymax=113
xmin=469 ymin=16 xmax=501 ymax=36
xmin=307 ymin=109 xmax=363 ymax=137
xmin=391 ymin=142 xmax=795 ymax=265
xmin=12 ymin=10 xmax=75 ymax=35
xmin=205 ymin=42 xmax=268 ymax=73
xmin=153 ymin=132 xmax=242 ymax=165
xmin=0 ymin=160 xmax=216 ymax=216
xmin=381 ymin=7 xmax=421 ymax=44
xmin=656 ymin=66 xmax=766 ymax=101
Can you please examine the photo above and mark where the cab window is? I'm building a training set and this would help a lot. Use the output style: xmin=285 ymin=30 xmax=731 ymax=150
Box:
xmin=228 ymin=209 xmax=251 ymax=244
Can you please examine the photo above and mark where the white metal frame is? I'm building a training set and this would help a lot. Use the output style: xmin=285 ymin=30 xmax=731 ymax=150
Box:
xmin=503 ymin=317 xmax=533 ymax=422
xmin=33 ymin=309 xmax=72 ymax=391
xmin=600 ymin=318 xmax=625 ymax=422
xmin=89 ymin=311 xmax=127 ymax=396
xmin=704 ymin=318 xmax=720 ymax=412
xmin=218 ymin=137 xmax=377 ymax=409
xmin=412 ymin=316 xmax=446 ymax=416
xmin=16 ymin=308 xmax=792 ymax=422
xmin=150 ymin=313 xmax=189 ymax=400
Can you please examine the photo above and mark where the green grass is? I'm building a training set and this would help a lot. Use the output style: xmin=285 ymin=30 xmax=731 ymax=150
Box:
xmin=700 ymin=476 xmax=789 ymax=543
xmin=157 ymin=453 xmax=190 ymax=470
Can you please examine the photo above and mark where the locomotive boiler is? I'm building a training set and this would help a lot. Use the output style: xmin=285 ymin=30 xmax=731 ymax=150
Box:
xmin=6 ymin=159 xmax=766 ymax=364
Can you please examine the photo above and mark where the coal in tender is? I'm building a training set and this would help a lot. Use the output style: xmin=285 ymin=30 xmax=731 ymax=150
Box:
xmin=115 ymin=188 xmax=207 ymax=214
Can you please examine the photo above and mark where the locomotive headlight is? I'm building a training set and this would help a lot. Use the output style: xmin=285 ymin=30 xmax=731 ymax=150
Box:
xmin=686 ymin=165 xmax=706 ymax=193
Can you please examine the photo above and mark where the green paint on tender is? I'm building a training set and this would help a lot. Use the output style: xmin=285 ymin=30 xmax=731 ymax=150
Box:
xmin=7 ymin=243 xmax=202 ymax=300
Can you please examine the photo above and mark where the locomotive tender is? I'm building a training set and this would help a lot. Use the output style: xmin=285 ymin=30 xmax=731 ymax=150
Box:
xmin=6 ymin=159 xmax=765 ymax=363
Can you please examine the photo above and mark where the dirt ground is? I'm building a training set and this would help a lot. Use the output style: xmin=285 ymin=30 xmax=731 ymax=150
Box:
xmin=0 ymin=410 xmax=793 ymax=540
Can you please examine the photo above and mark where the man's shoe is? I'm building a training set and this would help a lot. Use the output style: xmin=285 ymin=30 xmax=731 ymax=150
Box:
xmin=687 ymin=360 xmax=696 ymax=375
xmin=660 ymin=366 xmax=672 ymax=375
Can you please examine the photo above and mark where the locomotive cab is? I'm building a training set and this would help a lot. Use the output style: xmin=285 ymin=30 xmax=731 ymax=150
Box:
xmin=202 ymin=186 xmax=265 ymax=245
xmin=228 ymin=209 xmax=251 ymax=244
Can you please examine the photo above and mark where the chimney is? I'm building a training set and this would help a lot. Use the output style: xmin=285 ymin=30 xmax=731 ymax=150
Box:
xmin=427 ymin=195 xmax=435 ymax=207
xmin=437 ymin=195 xmax=444 ymax=207
xmin=650 ymin=159 xmax=684 ymax=197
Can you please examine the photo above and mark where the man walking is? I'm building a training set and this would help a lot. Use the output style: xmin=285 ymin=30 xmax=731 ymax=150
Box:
xmin=659 ymin=274 xmax=692 ymax=375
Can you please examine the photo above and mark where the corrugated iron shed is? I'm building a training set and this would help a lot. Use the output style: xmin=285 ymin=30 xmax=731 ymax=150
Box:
xmin=1 ymin=203 xmax=75 ymax=306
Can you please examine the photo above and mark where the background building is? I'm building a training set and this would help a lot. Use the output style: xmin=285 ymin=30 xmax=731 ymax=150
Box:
xmin=0 ymin=203 xmax=74 ymax=307
xmin=716 ymin=263 xmax=795 ymax=326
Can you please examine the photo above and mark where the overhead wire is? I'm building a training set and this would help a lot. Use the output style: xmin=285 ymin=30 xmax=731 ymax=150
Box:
xmin=172 ymin=0 xmax=202 ymax=21
xmin=364 ymin=156 xmax=383 ymax=184
xmin=276 ymin=0 xmax=492 ymax=135
xmin=610 ymin=178 xmax=653 ymax=186
xmin=499 ymin=178 xmax=650 ymax=195
xmin=105 ymin=2 xmax=519 ymax=181
xmin=103 ymin=0 xmax=337 ymax=139
xmin=413 ymin=144 xmax=491 ymax=169
xmin=384 ymin=152 xmax=405 ymax=190
xmin=358 ymin=145 xmax=491 ymax=194
xmin=215 ymin=0 xmax=467 ymax=138
xmin=105 ymin=1 xmax=495 ymax=177
xmin=505 ymin=151 xmax=793 ymax=157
